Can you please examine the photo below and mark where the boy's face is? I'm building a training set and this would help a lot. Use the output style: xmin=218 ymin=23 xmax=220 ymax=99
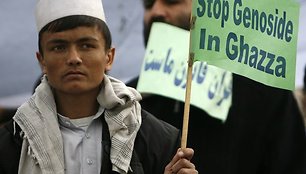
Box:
xmin=143 ymin=0 xmax=191 ymax=44
xmin=37 ymin=26 xmax=114 ymax=95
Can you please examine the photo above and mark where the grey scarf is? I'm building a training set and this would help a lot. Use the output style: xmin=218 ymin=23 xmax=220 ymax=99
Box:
xmin=14 ymin=75 xmax=142 ymax=174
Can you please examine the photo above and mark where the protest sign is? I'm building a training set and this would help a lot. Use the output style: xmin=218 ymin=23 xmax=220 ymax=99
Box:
xmin=137 ymin=22 xmax=232 ymax=121
xmin=190 ymin=0 xmax=300 ymax=90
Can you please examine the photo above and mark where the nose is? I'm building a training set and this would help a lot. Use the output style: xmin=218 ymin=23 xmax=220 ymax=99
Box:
xmin=66 ymin=47 xmax=82 ymax=66
xmin=150 ymin=1 xmax=167 ymax=19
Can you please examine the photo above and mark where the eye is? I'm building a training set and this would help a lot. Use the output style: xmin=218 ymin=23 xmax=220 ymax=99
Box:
xmin=143 ymin=0 xmax=154 ymax=9
xmin=50 ymin=45 xmax=66 ymax=52
xmin=80 ymin=43 xmax=95 ymax=49
xmin=164 ymin=0 xmax=181 ymax=5
xmin=143 ymin=0 xmax=181 ymax=9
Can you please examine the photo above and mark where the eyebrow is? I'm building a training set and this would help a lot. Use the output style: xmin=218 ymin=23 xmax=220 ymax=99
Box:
xmin=47 ymin=39 xmax=68 ymax=45
xmin=77 ymin=37 xmax=99 ymax=43
xmin=46 ymin=36 xmax=99 ymax=45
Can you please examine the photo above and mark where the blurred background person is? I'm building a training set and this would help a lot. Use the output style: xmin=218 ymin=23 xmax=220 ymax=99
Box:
xmin=126 ymin=0 xmax=306 ymax=173
xmin=0 ymin=108 xmax=16 ymax=127
xmin=294 ymin=65 xmax=306 ymax=127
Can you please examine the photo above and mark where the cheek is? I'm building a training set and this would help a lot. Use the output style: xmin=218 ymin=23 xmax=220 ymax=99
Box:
xmin=87 ymin=58 xmax=107 ymax=76
xmin=44 ymin=65 xmax=61 ymax=85
xmin=92 ymin=65 xmax=105 ymax=75
xmin=44 ymin=61 xmax=60 ymax=75
xmin=90 ymin=66 xmax=105 ymax=84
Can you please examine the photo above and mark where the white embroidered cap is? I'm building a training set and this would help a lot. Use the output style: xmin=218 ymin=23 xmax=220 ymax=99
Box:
xmin=35 ymin=0 xmax=106 ymax=32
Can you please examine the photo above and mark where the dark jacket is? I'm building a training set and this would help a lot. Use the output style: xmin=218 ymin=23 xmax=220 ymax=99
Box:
xmin=127 ymin=74 xmax=306 ymax=174
xmin=0 ymin=109 xmax=180 ymax=174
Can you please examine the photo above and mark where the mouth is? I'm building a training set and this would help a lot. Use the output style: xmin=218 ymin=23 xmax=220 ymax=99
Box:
xmin=64 ymin=70 xmax=85 ymax=79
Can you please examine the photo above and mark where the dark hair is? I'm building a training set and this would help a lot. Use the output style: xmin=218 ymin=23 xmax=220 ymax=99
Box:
xmin=38 ymin=15 xmax=112 ymax=55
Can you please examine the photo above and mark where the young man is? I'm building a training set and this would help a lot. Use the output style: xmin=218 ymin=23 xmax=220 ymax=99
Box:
xmin=127 ymin=0 xmax=306 ymax=173
xmin=0 ymin=0 xmax=198 ymax=174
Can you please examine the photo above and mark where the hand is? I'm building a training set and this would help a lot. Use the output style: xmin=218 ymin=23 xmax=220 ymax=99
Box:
xmin=164 ymin=148 xmax=198 ymax=174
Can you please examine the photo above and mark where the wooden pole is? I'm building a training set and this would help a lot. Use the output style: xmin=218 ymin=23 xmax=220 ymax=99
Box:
xmin=181 ymin=53 xmax=194 ymax=148
xmin=180 ymin=14 xmax=196 ymax=148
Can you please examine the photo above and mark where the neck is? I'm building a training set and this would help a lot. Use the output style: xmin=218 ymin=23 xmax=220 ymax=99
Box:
xmin=55 ymin=90 xmax=100 ymax=119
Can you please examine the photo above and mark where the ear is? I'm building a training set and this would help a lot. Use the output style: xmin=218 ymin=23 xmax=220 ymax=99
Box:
xmin=105 ymin=47 xmax=115 ymax=71
xmin=36 ymin=52 xmax=47 ymax=74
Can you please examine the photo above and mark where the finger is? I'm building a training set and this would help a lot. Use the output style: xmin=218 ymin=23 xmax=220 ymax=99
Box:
xmin=178 ymin=148 xmax=194 ymax=161
xmin=164 ymin=148 xmax=183 ymax=173
xmin=171 ymin=158 xmax=196 ymax=173
xmin=165 ymin=148 xmax=196 ymax=174
xmin=177 ymin=168 xmax=199 ymax=174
